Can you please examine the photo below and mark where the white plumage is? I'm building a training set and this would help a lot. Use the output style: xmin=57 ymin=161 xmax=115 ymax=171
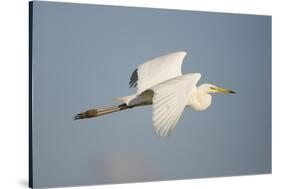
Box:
xmin=75 ymin=51 xmax=235 ymax=137
xmin=117 ymin=51 xmax=202 ymax=136
xmin=136 ymin=51 xmax=186 ymax=94
xmin=151 ymin=74 xmax=201 ymax=136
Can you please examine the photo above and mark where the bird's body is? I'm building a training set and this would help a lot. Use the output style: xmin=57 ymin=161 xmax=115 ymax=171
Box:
xmin=74 ymin=51 xmax=235 ymax=137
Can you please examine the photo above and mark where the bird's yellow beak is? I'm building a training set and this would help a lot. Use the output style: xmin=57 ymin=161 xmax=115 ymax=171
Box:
xmin=211 ymin=86 xmax=236 ymax=94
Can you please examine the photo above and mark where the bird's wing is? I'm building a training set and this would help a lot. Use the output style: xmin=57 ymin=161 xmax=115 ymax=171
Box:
xmin=129 ymin=51 xmax=187 ymax=94
xmin=150 ymin=73 xmax=201 ymax=137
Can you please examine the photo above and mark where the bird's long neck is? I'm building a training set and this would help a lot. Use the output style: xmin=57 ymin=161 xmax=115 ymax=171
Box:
xmin=189 ymin=85 xmax=212 ymax=111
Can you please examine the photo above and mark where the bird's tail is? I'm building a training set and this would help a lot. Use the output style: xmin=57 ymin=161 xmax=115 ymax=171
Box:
xmin=74 ymin=103 xmax=132 ymax=120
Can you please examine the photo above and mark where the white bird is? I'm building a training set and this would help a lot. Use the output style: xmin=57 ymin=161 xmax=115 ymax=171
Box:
xmin=74 ymin=51 xmax=235 ymax=137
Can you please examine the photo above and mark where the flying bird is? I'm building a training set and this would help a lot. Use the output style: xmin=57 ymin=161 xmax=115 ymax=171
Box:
xmin=74 ymin=51 xmax=235 ymax=137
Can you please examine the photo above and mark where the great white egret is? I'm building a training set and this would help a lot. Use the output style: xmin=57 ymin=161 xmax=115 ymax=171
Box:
xmin=74 ymin=51 xmax=235 ymax=137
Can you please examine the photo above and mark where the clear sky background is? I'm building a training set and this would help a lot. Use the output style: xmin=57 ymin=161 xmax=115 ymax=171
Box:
xmin=31 ymin=1 xmax=271 ymax=188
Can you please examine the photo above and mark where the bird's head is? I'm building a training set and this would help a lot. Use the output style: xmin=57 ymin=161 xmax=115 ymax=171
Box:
xmin=199 ymin=83 xmax=236 ymax=94
xmin=193 ymin=83 xmax=235 ymax=111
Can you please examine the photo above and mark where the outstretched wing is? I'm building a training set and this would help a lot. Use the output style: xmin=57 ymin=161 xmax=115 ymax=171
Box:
xmin=129 ymin=51 xmax=187 ymax=94
xmin=150 ymin=73 xmax=201 ymax=137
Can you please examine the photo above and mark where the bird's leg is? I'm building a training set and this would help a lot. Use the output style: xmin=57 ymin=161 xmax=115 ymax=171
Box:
xmin=74 ymin=104 xmax=134 ymax=120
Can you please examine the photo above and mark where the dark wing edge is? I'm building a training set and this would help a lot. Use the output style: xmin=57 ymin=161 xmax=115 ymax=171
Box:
xmin=129 ymin=69 xmax=138 ymax=88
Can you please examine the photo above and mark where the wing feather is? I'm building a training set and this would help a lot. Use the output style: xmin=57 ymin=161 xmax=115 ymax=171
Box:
xmin=129 ymin=69 xmax=138 ymax=88
xmin=151 ymin=73 xmax=201 ymax=137
xmin=129 ymin=51 xmax=187 ymax=94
